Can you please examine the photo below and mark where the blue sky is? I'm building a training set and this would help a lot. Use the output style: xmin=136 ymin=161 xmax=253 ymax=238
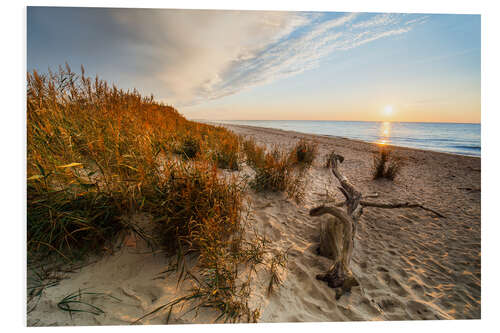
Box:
xmin=27 ymin=7 xmax=480 ymax=123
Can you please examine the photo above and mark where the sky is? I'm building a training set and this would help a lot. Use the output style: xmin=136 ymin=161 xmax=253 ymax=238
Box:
xmin=27 ymin=7 xmax=481 ymax=123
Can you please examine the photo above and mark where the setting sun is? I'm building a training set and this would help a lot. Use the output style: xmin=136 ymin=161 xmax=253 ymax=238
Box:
xmin=383 ymin=105 xmax=394 ymax=116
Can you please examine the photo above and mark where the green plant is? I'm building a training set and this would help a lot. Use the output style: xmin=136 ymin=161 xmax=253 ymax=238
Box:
xmin=27 ymin=268 xmax=61 ymax=314
xmin=27 ymin=181 xmax=123 ymax=261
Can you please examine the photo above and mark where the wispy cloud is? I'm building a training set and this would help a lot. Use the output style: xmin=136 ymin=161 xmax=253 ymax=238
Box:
xmin=110 ymin=10 xmax=429 ymax=106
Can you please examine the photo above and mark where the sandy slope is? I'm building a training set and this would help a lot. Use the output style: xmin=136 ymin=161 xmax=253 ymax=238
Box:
xmin=27 ymin=124 xmax=481 ymax=326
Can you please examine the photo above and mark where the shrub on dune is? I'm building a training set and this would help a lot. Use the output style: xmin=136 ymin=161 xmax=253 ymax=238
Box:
xmin=242 ymin=138 xmax=266 ymax=168
xmin=212 ymin=136 xmax=241 ymax=171
xmin=176 ymin=135 xmax=201 ymax=159
xmin=247 ymin=145 xmax=305 ymax=202
xmin=290 ymin=138 xmax=318 ymax=167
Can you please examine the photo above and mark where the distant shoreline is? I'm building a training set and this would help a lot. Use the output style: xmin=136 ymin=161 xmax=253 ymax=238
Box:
xmin=202 ymin=121 xmax=481 ymax=159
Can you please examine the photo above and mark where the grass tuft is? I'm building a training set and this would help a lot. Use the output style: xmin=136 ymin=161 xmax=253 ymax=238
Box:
xmin=142 ymin=161 xmax=242 ymax=253
xmin=372 ymin=146 xmax=403 ymax=180
xmin=212 ymin=134 xmax=241 ymax=170
xmin=245 ymin=143 xmax=306 ymax=202
xmin=176 ymin=135 xmax=201 ymax=159
xmin=324 ymin=150 xmax=338 ymax=169
xmin=290 ymin=138 xmax=318 ymax=167
xmin=57 ymin=289 xmax=121 ymax=318
xmin=27 ymin=183 xmax=123 ymax=261
xmin=27 ymin=65 xmax=243 ymax=261
xmin=242 ymin=138 xmax=266 ymax=169
xmin=267 ymin=250 xmax=288 ymax=296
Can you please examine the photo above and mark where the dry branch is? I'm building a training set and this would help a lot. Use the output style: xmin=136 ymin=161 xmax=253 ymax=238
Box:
xmin=359 ymin=200 xmax=446 ymax=218
xmin=332 ymin=199 xmax=445 ymax=218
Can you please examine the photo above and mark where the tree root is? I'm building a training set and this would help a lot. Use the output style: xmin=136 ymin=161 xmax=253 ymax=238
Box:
xmin=316 ymin=262 xmax=359 ymax=300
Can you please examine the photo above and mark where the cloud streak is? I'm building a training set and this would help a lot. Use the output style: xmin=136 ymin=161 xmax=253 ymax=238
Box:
xmin=109 ymin=10 xmax=429 ymax=106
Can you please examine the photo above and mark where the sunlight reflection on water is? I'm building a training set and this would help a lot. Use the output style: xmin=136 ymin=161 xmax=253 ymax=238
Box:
xmin=377 ymin=121 xmax=392 ymax=146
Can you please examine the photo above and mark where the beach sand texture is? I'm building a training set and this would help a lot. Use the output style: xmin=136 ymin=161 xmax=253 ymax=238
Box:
xmin=27 ymin=124 xmax=481 ymax=325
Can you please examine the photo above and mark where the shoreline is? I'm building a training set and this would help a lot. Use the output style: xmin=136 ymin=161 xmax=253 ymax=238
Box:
xmin=209 ymin=121 xmax=481 ymax=160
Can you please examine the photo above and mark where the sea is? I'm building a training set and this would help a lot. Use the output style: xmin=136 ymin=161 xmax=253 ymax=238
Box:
xmin=213 ymin=120 xmax=481 ymax=157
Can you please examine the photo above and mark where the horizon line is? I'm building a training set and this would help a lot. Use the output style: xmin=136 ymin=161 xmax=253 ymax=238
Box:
xmin=191 ymin=119 xmax=481 ymax=125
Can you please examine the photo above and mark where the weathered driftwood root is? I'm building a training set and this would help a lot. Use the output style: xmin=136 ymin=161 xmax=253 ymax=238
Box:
xmin=310 ymin=151 xmax=445 ymax=299
xmin=316 ymin=263 xmax=360 ymax=300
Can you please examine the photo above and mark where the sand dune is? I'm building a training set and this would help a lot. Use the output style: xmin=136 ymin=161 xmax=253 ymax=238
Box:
xmin=27 ymin=124 xmax=480 ymax=325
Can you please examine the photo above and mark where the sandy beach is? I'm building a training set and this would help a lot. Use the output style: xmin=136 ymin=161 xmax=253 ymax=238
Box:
xmin=27 ymin=123 xmax=481 ymax=325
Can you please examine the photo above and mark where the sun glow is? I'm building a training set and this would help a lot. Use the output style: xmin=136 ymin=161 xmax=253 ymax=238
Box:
xmin=383 ymin=105 xmax=394 ymax=116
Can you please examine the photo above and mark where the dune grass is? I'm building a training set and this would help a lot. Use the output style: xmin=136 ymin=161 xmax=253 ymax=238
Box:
xmin=242 ymin=138 xmax=266 ymax=169
xmin=372 ymin=146 xmax=403 ymax=180
xmin=243 ymin=138 xmax=315 ymax=202
xmin=143 ymin=160 xmax=243 ymax=253
xmin=27 ymin=65 xmax=244 ymax=259
xmin=27 ymin=65 xmax=276 ymax=322
xmin=290 ymin=138 xmax=318 ymax=167
xmin=57 ymin=289 xmax=121 ymax=318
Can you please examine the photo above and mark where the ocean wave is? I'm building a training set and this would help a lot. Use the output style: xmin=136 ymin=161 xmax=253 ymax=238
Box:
xmin=448 ymin=145 xmax=481 ymax=150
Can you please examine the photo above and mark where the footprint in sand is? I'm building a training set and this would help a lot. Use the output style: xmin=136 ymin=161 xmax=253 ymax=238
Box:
xmin=358 ymin=298 xmax=383 ymax=316
xmin=375 ymin=297 xmax=404 ymax=313
xmin=336 ymin=304 xmax=365 ymax=321
xmin=408 ymin=280 xmax=426 ymax=296
xmin=388 ymin=249 xmax=398 ymax=256
xmin=378 ymin=272 xmax=409 ymax=297
xmin=256 ymin=212 xmax=282 ymax=240
xmin=406 ymin=300 xmax=442 ymax=320
xmin=397 ymin=267 xmax=409 ymax=279
xmin=359 ymin=261 xmax=368 ymax=270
